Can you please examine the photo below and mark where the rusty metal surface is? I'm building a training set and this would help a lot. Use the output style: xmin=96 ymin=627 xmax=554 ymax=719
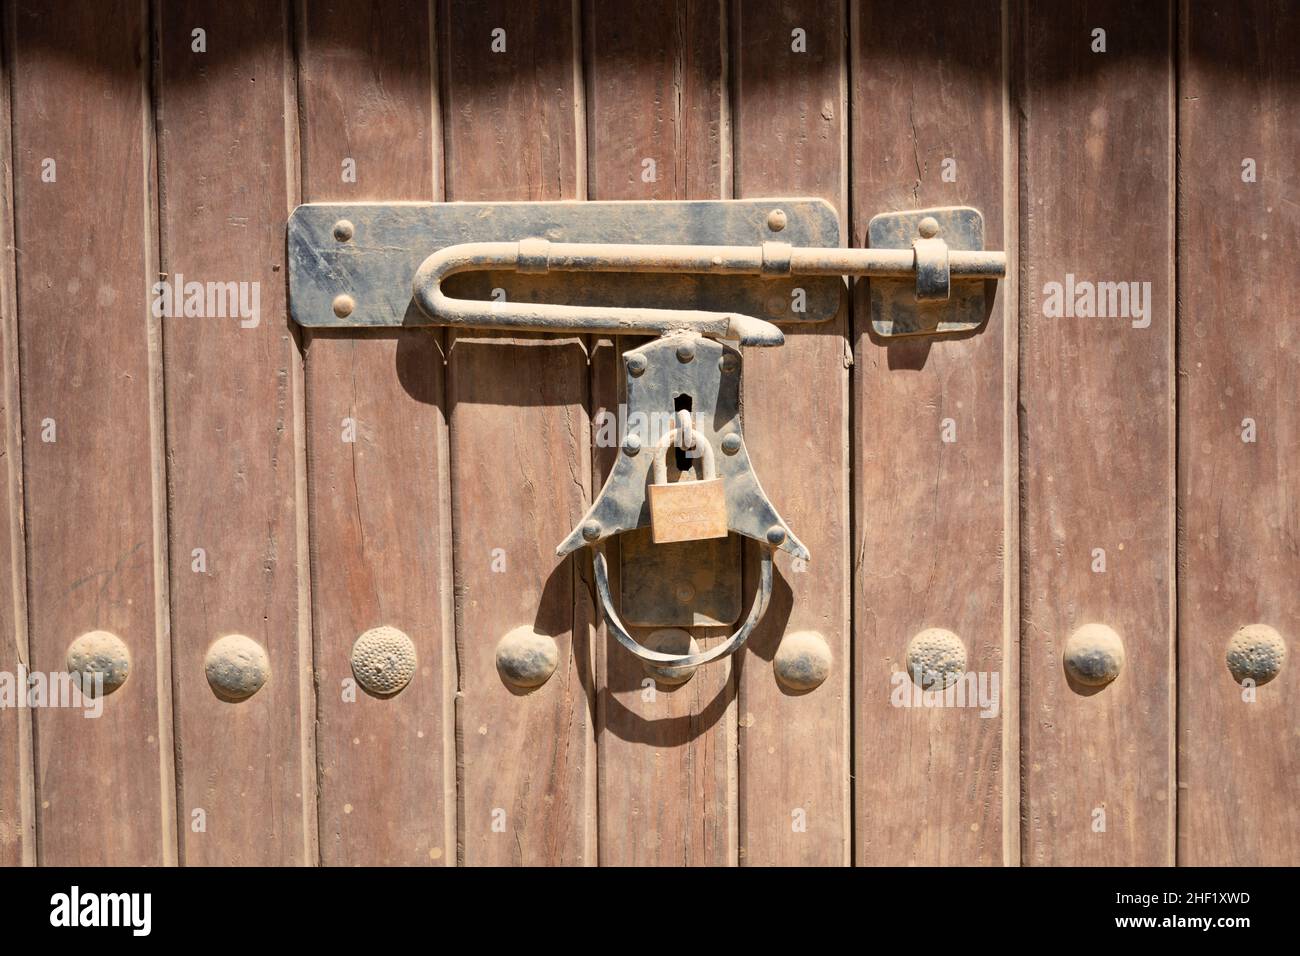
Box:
xmin=287 ymin=198 xmax=842 ymax=328
xmin=619 ymin=531 xmax=740 ymax=628
xmin=868 ymin=206 xmax=994 ymax=336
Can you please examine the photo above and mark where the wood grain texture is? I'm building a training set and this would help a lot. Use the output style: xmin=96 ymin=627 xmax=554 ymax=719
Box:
xmin=732 ymin=0 xmax=850 ymax=866
xmin=298 ymin=0 xmax=455 ymax=868
xmin=1020 ymin=1 xmax=1174 ymax=865
xmin=1177 ymin=0 xmax=1300 ymax=866
xmin=585 ymin=0 xmax=734 ymax=867
xmin=851 ymin=0 xmax=1010 ymax=865
xmin=156 ymin=0 xmax=312 ymax=865
xmin=441 ymin=0 xmax=595 ymax=866
xmin=0 ymin=7 xmax=33 ymax=866
xmin=10 ymin=0 xmax=174 ymax=865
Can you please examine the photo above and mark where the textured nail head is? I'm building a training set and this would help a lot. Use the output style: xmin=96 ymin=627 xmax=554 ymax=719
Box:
xmin=350 ymin=626 xmax=417 ymax=697
xmin=1063 ymin=623 xmax=1125 ymax=688
xmin=204 ymin=634 xmax=271 ymax=702
xmin=496 ymin=626 xmax=559 ymax=689
xmin=773 ymin=630 xmax=832 ymax=691
xmin=1225 ymin=624 xmax=1287 ymax=686
xmin=66 ymin=630 xmax=131 ymax=697
xmin=905 ymin=627 xmax=967 ymax=690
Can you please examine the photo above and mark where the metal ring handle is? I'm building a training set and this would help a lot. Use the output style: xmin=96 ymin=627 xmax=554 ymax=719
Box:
xmin=592 ymin=542 xmax=773 ymax=669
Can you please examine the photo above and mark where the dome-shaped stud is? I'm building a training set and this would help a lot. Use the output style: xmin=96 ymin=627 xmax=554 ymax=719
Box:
xmin=773 ymin=630 xmax=831 ymax=691
xmin=1225 ymin=624 xmax=1287 ymax=686
xmin=495 ymin=626 xmax=559 ymax=689
xmin=204 ymin=634 xmax=271 ymax=702
xmin=350 ymin=626 xmax=417 ymax=697
xmin=1063 ymin=623 xmax=1125 ymax=688
xmin=905 ymin=627 xmax=966 ymax=689
xmin=639 ymin=628 xmax=699 ymax=685
xmin=66 ymin=630 xmax=131 ymax=697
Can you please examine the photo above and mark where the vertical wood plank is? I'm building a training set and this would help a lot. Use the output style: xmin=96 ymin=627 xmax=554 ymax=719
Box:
xmin=10 ymin=0 xmax=174 ymax=865
xmin=441 ymin=0 xmax=594 ymax=866
xmin=156 ymin=0 xmax=314 ymax=865
xmin=585 ymin=0 xmax=735 ymax=868
xmin=851 ymin=0 xmax=1012 ymax=865
xmin=1020 ymin=1 xmax=1175 ymax=865
xmin=733 ymin=0 xmax=850 ymax=866
xmin=1178 ymin=0 xmax=1300 ymax=866
xmin=297 ymin=0 xmax=455 ymax=867
xmin=0 ymin=4 xmax=34 ymax=866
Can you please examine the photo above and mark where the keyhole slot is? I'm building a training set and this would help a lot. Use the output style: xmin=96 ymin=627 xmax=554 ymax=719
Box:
xmin=673 ymin=394 xmax=694 ymax=473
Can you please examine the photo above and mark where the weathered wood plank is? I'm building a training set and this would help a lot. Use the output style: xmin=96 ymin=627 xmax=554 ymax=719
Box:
xmin=851 ymin=0 xmax=1011 ymax=865
xmin=1020 ymin=1 xmax=1174 ymax=865
xmin=1178 ymin=0 xmax=1300 ymax=866
xmin=298 ymin=0 xmax=455 ymax=866
xmin=10 ymin=0 xmax=174 ymax=865
xmin=441 ymin=0 xmax=594 ymax=866
xmin=733 ymin=0 xmax=850 ymax=866
xmin=585 ymin=0 xmax=734 ymax=868
xmin=0 ymin=7 xmax=33 ymax=866
xmin=156 ymin=0 xmax=312 ymax=865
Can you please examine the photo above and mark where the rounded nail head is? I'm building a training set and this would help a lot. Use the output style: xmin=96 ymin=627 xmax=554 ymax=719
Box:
xmin=332 ymin=293 xmax=355 ymax=318
xmin=1225 ymin=623 xmax=1287 ymax=686
xmin=1063 ymin=623 xmax=1125 ymax=688
xmin=906 ymin=627 xmax=966 ymax=690
xmin=640 ymin=628 xmax=699 ymax=686
xmin=766 ymin=525 xmax=786 ymax=546
xmin=774 ymin=630 xmax=832 ymax=691
xmin=719 ymin=353 xmax=739 ymax=373
xmin=204 ymin=634 xmax=271 ymax=702
xmin=623 ymin=434 xmax=641 ymax=456
xmin=918 ymin=216 xmax=940 ymax=239
xmin=66 ymin=630 xmax=131 ymax=697
xmin=676 ymin=342 xmax=695 ymax=363
xmin=721 ymin=433 xmax=742 ymax=455
xmin=582 ymin=520 xmax=602 ymax=541
xmin=496 ymin=626 xmax=559 ymax=689
xmin=332 ymin=219 xmax=355 ymax=242
xmin=675 ymin=583 xmax=695 ymax=603
xmin=627 ymin=354 xmax=647 ymax=376
xmin=350 ymin=626 xmax=417 ymax=697
xmin=766 ymin=208 xmax=787 ymax=232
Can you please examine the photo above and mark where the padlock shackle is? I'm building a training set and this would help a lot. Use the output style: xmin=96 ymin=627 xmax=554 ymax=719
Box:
xmin=650 ymin=426 xmax=716 ymax=485
xmin=592 ymin=542 xmax=774 ymax=669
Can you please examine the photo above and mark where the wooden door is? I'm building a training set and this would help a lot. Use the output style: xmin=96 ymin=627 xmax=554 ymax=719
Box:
xmin=0 ymin=0 xmax=1294 ymax=867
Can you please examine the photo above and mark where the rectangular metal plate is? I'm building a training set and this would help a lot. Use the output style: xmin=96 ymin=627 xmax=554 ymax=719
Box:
xmin=868 ymin=206 xmax=993 ymax=337
xmin=620 ymin=530 xmax=741 ymax=628
xmin=288 ymin=199 xmax=841 ymax=328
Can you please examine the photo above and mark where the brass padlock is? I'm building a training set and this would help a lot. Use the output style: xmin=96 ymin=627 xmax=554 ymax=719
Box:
xmin=647 ymin=425 xmax=728 ymax=544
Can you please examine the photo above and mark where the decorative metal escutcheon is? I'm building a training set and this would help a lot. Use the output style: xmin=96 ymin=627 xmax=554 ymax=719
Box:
xmin=287 ymin=198 xmax=1007 ymax=670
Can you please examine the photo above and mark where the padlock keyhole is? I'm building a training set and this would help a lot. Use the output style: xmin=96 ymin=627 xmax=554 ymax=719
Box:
xmin=673 ymin=394 xmax=694 ymax=474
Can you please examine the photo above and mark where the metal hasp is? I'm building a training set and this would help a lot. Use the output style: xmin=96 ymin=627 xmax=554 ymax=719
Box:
xmin=286 ymin=198 xmax=1008 ymax=670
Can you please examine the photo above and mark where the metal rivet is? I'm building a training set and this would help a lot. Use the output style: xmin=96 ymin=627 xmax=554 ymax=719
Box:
xmin=676 ymin=341 xmax=695 ymax=363
xmin=495 ymin=626 xmax=559 ymax=689
xmin=626 ymin=353 xmax=647 ymax=376
xmin=718 ymin=353 xmax=739 ymax=373
xmin=622 ymin=434 xmax=641 ymax=456
xmin=765 ymin=525 xmax=786 ymax=546
xmin=582 ymin=520 xmax=602 ymax=541
xmin=774 ymin=631 xmax=832 ymax=691
xmin=332 ymin=219 xmax=354 ymax=242
xmin=332 ymin=293 xmax=355 ymax=318
xmin=66 ymin=630 xmax=130 ymax=696
xmin=1063 ymin=623 xmax=1125 ymax=688
xmin=640 ymin=628 xmax=699 ymax=685
xmin=350 ymin=626 xmax=417 ymax=697
xmin=905 ymin=627 xmax=967 ymax=689
xmin=918 ymin=216 xmax=940 ymax=239
xmin=765 ymin=295 xmax=787 ymax=317
xmin=1225 ymin=623 xmax=1287 ymax=686
xmin=766 ymin=208 xmax=788 ymax=232
xmin=204 ymin=634 xmax=271 ymax=702
xmin=675 ymin=583 xmax=695 ymax=603
xmin=721 ymin=433 xmax=742 ymax=455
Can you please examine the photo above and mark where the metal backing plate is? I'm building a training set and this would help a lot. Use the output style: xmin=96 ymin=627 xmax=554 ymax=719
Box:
xmin=868 ymin=206 xmax=993 ymax=337
xmin=621 ymin=531 xmax=741 ymax=628
xmin=288 ymin=199 xmax=841 ymax=328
